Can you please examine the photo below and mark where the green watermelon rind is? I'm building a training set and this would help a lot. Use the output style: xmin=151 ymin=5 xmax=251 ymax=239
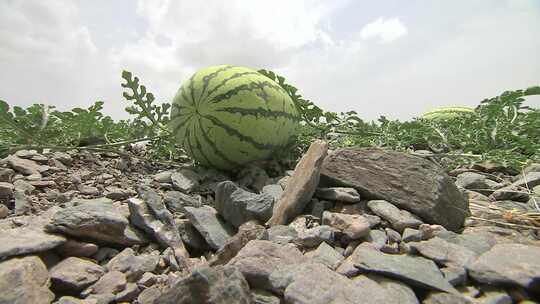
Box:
xmin=169 ymin=65 xmax=300 ymax=170
xmin=421 ymin=106 xmax=476 ymax=120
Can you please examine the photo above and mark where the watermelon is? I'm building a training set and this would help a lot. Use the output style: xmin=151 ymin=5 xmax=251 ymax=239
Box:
xmin=421 ymin=106 xmax=475 ymax=120
xmin=169 ymin=65 xmax=300 ymax=170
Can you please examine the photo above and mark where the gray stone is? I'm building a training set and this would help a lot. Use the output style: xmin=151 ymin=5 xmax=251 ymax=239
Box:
xmin=435 ymin=230 xmax=496 ymax=256
xmin=55 ymin=239 xmax=98 ymax=258
xmin=14 ymin=190 xmax=31 ymax=215
xmin=183 ymin=206 xmax=234 ymax=250
xmin=385 ymin=227 xmax=401 ymax=243
xmin=163 ymin=190 xmax=202 ymax=213
xmin=304 ymin=199 xmax=334 ymax=219
xmin=455 ymin=172 xmax=495 ymax=195
xmin=6 ymin=155 xmax=45 ymax=175
xmin=293 ymin=225 xmax=336 ymax=248
xmin=423 ymin=292 xmax=473 ymax=304
xmin=0 ymin=255 xmax=54 ymax=304
xmin=137 ymin=272 xmax=158 ymax=287
xmin=315 ymin=187 xmax=361 ymax=203
xmin=321 ymin=148 xmax=469 ymax=231
xmin=176 ymin=219 xmax=210 ymax=252
xmin=365 ymin=229 xmax=388 ymax=249
xmin=114 ymin=282 xmax=139 ymax=302
xmin=153 ymin=171 xmax=173 ymax=183
xmin=367 ymin=200 xmax=424 ymax=232
xmin=0 ymin=168 xmax=14 ymax=183
xmin=228 ymin=240 xmax=306 ymax=290
xmin=266 ymin=225 xmax=298 ymax=244
xmin=0 ymin=182 xmax=13 ymax=197
xmin=512 ymin=171 xmax=540 ymax=189
xmin=441 ymin=265 xmax=467 ymax=286
xmin=50 ymin=257 xmax=105 ymax=292
xmin=337 ymin=243 xmax=379 ymax=277
xmin=13 ymin=179 xmax=35 ymax=194
xmin=251 ymin=289 xmax=281 ymax=304
xmin=46 ymin=201 xmax=147 ymax=246
xmin=104 ymin=186 xmax=134 ymax=201
xmin=128 ymin=187 xmax=189 ymax=267
xmin=467 ymin=243 xmax=540 ymax=292
xmin=351 ymin=245 xmax=457 ymax=293
xmin=261 ymin=184 xmax=284 ymax=202
xmin=215 ymin=181 xmax=274 ymax=227
xmin=322 ymin=211 xmax=371 ymax=239
xmin=171 ymin=169 xmax=200 ymax=193
xmin=236 ymin=164 xmax=270 ymax=192
xmin=267 ymin=140 xmax=328 ymax=226
xmin=409 ymin=237 xmax=478 ymax=268
xmin=356 ymin=274 xmax=419 ymax=304
xmin=402 ymin=227 xmax=425 ymax=242
xmin=51 ymin=151 xmax=73 ymax=166
xmin=0 ymin=204 xmax=8 ymax=219
xmin=209 ymin=220 xmax=266 ymax=266
xmin=83 ymin=271 xmax=127 ymax=296
xmin=93 ymin=247 xmax=119 ymax=263
xmin=157 ymin=265 xmax=251 ymax=304
xmin=137 ymin=285 xmax=161 ymax=304
xmin=55 ymin=296 xmax=99 ymax=304
xmin=304 ymin=241 xmax=344 ymax=270
xmin=0 ymin=226 xmax=66 ymax=260
xmin=106 ymin=248 xmax=160 ymax=281
xmin=489 ymin=186 xmax=530 ymax=202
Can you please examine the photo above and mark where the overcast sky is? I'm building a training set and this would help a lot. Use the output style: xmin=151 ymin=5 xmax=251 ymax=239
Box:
xmin=1 ymin=0 xmax=539 ymax=122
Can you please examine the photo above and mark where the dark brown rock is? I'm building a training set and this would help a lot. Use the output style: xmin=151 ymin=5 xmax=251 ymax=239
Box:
xmin=321 ymin=148 xmax=469 ymax=231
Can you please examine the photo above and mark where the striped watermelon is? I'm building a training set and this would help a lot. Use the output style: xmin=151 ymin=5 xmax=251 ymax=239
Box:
xmin=421 ymin=106 xmax=475 ymax=120
xmin=169 ymin=65 xmax=300 ymax=170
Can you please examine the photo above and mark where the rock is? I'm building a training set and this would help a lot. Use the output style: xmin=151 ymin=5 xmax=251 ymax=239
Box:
xmin=137 ymin=272 xmax=158 ymax=287
xmin=304 ymin=199 xmax=334 ymax=219
xmin=209 ymin=220 xmax=266 ymax=266
xmin=322 ymin=211 xmax=371 ymax=239
xmin=455 ymin=172 xmax=497 ymax=195
xmin=14 ymin=190 xmax=31 ymax=215
xmin=176 ymin=219 xmax=210 ymax=252
xmin=236 ymin=164 xmax=270 ymax=192
xmin=266 ymin=225 xmax=298 ymax=244
xmin=268 ymin=261 xmax=395 ymax=304
xmin=251 ymin=289 xmax=281 ymax=304
xmin=351 ymin=245 xmax=457 ymax=293
xmin=293 ymin=225 xmax=336 ymax=248
xmin=46 ymin=201 xmax=147 ymax=246
xmin=0 ymin=226 xmax=66 ymax=260
xmin=51 ymin=151 xmax=73 ymax=166
xmin=50 ymin=257 xmax=105 ymax=292
xmin=467 ymin=243 xmax=540 ymax=292
xmin=304 ymin=241 xmax=344 ymax=270
xmin=163 ymin=190 xmax=202 ymax=213
xmin=114 ymin=282 xmax=139 ymax=302
xmin=0 ymin=168 xmax=14 ymax=182
xmin=409 ymin=237 xmax=478 ymax=268
xmin=137 ymin=285 xmax=162 ymax=304
xmin=267 ymin=140 xmax=328 ymax=226
xmin=434 ymin=230 xmax=496 ymax=256
xmin=170 ymin=169 xmax=200 ymax=193
xmin=55 ymin=239 xmax=99 ymax=258
xmin=365 ymin=229 xmax=388 ymax=250
xmin=261 ymin=184 xmax=283 ymax=202
xmin=128 ymin=187 xmax=189 ymax=267
xmin=0 ymin=255 xmax=54 ymax=304
xmin=104 ymin=186 xmax=134 ymax=201
xmin=385 ymin=227 xmax=401 ymax=243
xmin=321 ymin=148 xmax=469 ymax=231
xmin=402 ymin=227 xmax=425 ymax=242
xmin=154 ymin=171 xmax=173 ymax=183
xmin=0 ymin=204 xmax=8 ymax=219
xmin=360 ymin=274 xmax=419 ymax=304
xmin=215 ymin=181 xmax=274 ymax=227
xmin=83 ymin=271 xmax=127 ymax=296
xmin=441 ymin=265 xmax=467 ymax=286
xmin=512 ymin=171 xmax=540 ymax=189
xmin=0 ymin=182 xmax=14 ymax=197
xmin=93 ymin=247 xmax=119 ymax=263
xmin=183 ymin=206 xmax=234 ymax=250
xmin=157 ymin=265 xmax=251 ymax=304
xmin=315 ymin=187 xmax=361 ymax=203
xmin=228 ymin=240 xmax=306 ymax=290
xmin=367 ymin=200 xmax=424 ymax=232
xmin=106 ymin=248 xmax=160 ymax=281
xmin=423 ymin=292 xmax=473 ymax=304
xmin=13 ymin=179 xmax=35 ymax=194
xmin=489 ymin=185 xmax=530 ymax=202
xmin=55 ymin=296 xmax=99 ymax=304
xmin=6 ymin=155 xmax=45 ymax=175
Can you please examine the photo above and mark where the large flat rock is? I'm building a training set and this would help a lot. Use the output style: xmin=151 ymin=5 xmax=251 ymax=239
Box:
xmin=0 ymin=226 xmax=66 ymax=260
xmin=183 ymin=206 xmax=234 ymax=250
xmin=0 ymin=255 xmax=54 ymax=304
xmin=321 ymin=148 xmax=469 ymax=231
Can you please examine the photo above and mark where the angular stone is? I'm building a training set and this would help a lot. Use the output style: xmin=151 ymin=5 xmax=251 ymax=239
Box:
xmin=455 ymin=172 xmax=496 ymax=195
xmin=106 ymin=248 xmax=160 ymax=281
xmin=441 ymin=265 xmax=467 ymax=286
xmin=14 ymin=190 xmax=31 ymax=215
xmin=183 ymin=206 xmax=234 ymax=250
xmin=0 ymin=168 xmax=14 ymax=183
xmin=115 ymin=282 xmax=140 ymax=302
xmin=304 ymin=241 xmax=344 ymax=270
xmin=1 ymin=225 xmax=66 ymax=261
xmin=163 ymin=190 xmax=202 ymax=213
xmin=0 ymin=255 xmax=54 ymax=304
xmin=512 ymin=171 xmax=540 ymax=189
xmin=228 ymin=240 xmax=306 ymax=290
xmin=293 ymin=225 xmax=336 ymax=248
xmin=50 ymin=257 xmax=105 ymax=292
xmin=467 ymin=243 xmax=540 ymax=292
xmin=261 ymin=184 xmax=284 ymax=202
xmin=104 ymin=186 xmax=134 ymax=201
xmin=157 ymin=265 xmax=251 ymax=304
xmin=46 ymin=201 xmax=147 ymax=246
xmin=137 ymin=285 xmax=162 ymax=304
xmin=209 ymin=220 xmax=266 ymax=266
xmin=170 ymin=169 xmax=200 ymax=193
xmin=434 ymin=230 xmax=496 ymax=256
xmin=55 ymin=239 xmax=98 ymax=258
xmin=409 ymin=237 xmax=478 ymax=268
xmin=154 ymin=171 xmax=173 ymax=183
xmin=321 ymin=148 xmax=469 ymax=231
xmin=251 ymin=289 xmax=281 ymax=304
xmin=237 ymin=164 xmax=270 ymax=192
xmin=267 ymin=140 xmax=328 ymax=226
xmin=402 ymin=227 xmax=425 ymax=242
xmin=13 ymin=179 xmax=35 ymax=194
xmin=55 ymin=296 xmax=98 ymax=304
xmin=266 ymin=225 xmax=298 ymax=245
xmin=423 ymin=292 xmax=473 ymax=304
xmin=489 ymin=186 xmax=530 ymax=202
xmin=0 ymin=182 xmax=14 ymax=197
xmin=355 ymin=274 xmax=419 ymax=304
xmin=128 ymin=188 xmax=189 ymax=267
xmin=367 ymin=200 xmax=424 ymax=232
xmin=322 ymin=211 xmax=370 ymax=239
xmin=0 ymin=204 xmax=8 ymax=219
xmin=215 ymin=181 xmax=274 ymax=227
xmin=176 ymin=219 xmax=210 ymax=252
xmin=315 ymin=187 xmax=361 ymax=203
xmin=6 ymin=155 xmax=45 ymax=175
xmin=365 ymin=229 xmax=388 ymax=249
xmin=351 ymin=245 xmax=457 ymax=293
xmin=83 ymin=270 xmax=127 ymax=296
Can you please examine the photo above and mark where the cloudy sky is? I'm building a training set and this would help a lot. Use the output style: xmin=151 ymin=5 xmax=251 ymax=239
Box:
xmin=1 ymin=0 xmax=539 ymax=122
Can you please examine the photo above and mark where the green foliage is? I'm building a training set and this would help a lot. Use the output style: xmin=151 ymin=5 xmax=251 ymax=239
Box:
xmin=1 ymin=68 xmax=538 ymax=172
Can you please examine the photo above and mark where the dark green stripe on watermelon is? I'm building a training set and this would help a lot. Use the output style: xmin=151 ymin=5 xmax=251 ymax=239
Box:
xmin=215 ymin=107 xmax=300 ymax=121
xmin=202 ymin=71 xmax=261 ymax=105
xmin=197 ymin=117 xmax=240 ymax=167
xmin=198 ymin=65 xmax=235 ymax=104
xmin=172 ymin=114 xmax=195 ymax=135
xmin=201 ymin=114 xmax=279 ymax=151
xmin=209 ymin=81 xmax=283 ymax=104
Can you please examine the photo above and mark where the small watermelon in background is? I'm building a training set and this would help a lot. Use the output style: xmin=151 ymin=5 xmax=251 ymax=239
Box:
xmin=421 ymin=106 xmax=476 ymax=120
xmin=169 ymin=65 xmax=300 ymax=170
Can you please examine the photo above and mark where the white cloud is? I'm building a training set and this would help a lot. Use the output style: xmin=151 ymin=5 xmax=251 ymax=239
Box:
xmin=360 ymin=17 xmax=408 ymax=43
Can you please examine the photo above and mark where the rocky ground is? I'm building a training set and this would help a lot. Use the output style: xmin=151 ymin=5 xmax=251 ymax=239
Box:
xmin=0 ymin=141 xmax=539 ymax=304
